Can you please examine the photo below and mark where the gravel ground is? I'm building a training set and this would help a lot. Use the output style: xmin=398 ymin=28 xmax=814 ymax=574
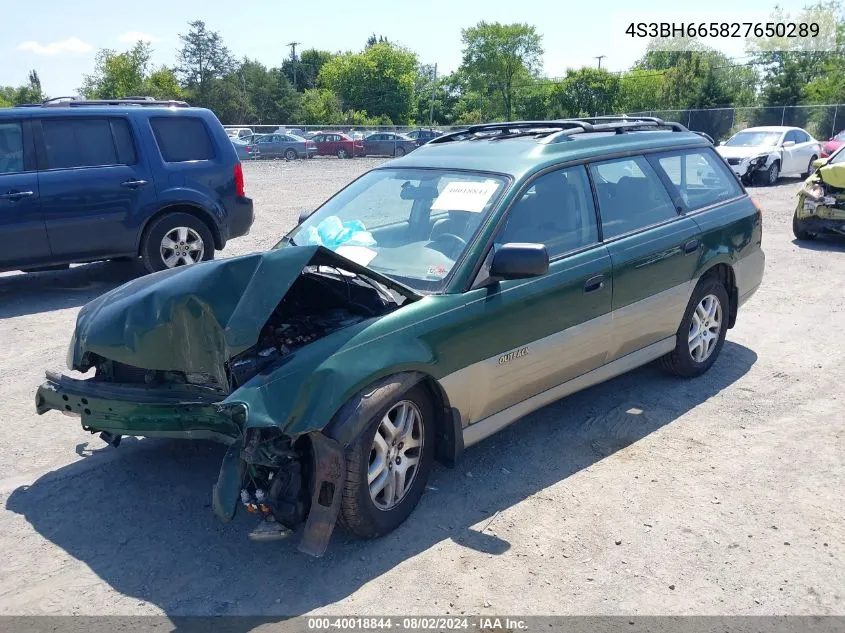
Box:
xmin=0 ymin=159 xmax=843 ymax=617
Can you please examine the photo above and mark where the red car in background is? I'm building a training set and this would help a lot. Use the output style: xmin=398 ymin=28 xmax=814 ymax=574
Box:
xmin=310 ymin=132 xmax=364 ymax=158
xmin=820 ymin=130 xmax=845 ymax=158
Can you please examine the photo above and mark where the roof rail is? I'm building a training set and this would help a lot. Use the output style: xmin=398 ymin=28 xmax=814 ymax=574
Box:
xmin=428 ymin=117 xmax=689 ymax=145
xmin=18 ymin=96 xmax=190 ymax=108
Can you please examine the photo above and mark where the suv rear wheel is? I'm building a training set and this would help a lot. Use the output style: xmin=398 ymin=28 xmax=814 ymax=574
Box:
xmin=141 ymin=212 xmax=214 ymax=274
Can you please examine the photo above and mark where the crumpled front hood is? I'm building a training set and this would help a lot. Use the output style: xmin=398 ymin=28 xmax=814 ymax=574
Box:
xmin=819 ymin=162 xmax=845 ymax=189
xmin=68 ymin=245 xmax=419 ymax=388
xmin=717 ymin=145 xmax=778 ymax=160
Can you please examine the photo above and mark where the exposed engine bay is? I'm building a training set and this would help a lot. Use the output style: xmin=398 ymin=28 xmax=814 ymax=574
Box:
xmin=227 ymin=265 xmax=401 ymax=389
xmin=796 ymin=161 xmax=845 ymax=235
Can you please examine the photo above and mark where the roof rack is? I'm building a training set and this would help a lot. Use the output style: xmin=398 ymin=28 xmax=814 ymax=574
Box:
xmin=17 ymin=96 xmax=190 ymax=108
xmin=428 ymin=117 xmax=689 ymax=145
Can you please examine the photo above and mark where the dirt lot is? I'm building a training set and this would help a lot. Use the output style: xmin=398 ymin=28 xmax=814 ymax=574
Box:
xmin=0 ymin=158 xmax=842 ymax=617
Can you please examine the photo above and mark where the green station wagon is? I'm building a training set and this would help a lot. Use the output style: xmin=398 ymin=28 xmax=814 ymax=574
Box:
xmin=35 ymin=117 xmax=765 ymax=556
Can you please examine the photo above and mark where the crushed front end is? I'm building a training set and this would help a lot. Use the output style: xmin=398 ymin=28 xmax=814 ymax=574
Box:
xmin=795 ymin=162 xmax=845 ymax=236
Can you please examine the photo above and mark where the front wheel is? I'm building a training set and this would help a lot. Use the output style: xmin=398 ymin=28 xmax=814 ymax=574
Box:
xmin=340 ymin=385 xmax=435 ymax=538
xmin=284 ymin=149 xmax=298 ymax=160
xmin=659 ymin=278 xmax=729 ymax=378
xmin=758 ymin=160 xmax=779 ymax=186
xmin=802 ymin=155 xmax=817 ymax=178
xmin=793 ymin=211 xmax=817 ymax=241
xmin=337 ymin=148 xmax=349 ymax=159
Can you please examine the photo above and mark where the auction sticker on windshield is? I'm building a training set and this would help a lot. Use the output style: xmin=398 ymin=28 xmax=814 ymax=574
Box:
xmin=432 ymin=180 xmax=499 ymax=212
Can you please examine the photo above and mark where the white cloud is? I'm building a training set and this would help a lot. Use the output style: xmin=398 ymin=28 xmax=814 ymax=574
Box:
xmin=17 ymin=37 xmax=93 ymax=55
xmin=117 ymin=31 xmax=160 ymax=44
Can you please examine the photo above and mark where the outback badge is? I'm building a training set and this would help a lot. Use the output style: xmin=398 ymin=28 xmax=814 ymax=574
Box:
xmin=499 ymin=347 xmax=529 ymax=365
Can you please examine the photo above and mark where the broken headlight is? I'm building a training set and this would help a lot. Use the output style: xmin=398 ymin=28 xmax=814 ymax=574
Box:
xmin=803 ymin=182 xmax=826 ymax=200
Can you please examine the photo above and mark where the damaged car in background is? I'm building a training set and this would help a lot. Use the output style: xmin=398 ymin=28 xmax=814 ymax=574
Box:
xmin=793 ymin=145 xmax=845 ymax=241
xmin=35 ymin=118 xmax=765 ymax=556
xmin=716 ymin=126 xmax=820 ymax=186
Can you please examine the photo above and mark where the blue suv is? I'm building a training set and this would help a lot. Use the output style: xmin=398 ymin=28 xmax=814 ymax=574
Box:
xmin=0 ymin=97 xmax=254 ymax=274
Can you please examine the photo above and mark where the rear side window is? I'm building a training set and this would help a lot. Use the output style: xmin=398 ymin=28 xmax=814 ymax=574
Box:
xmin=652 ymin=149 xmax=742 ymax=211
xmin=0 ymin=122 xmax=24 ymax=174
xmin=42 ymin=118 xmax=118 ymax=169
xmin=150 ymin=117 xmax=214 ymax=162
xmin=590 ymin=156 xmax=678 ymax=239
xmin=110 ymin=119 xmax=137 ymax=165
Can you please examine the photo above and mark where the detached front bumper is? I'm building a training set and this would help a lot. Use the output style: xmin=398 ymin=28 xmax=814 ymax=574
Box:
xmin=35 ymin=370 xmax=240 ymax=444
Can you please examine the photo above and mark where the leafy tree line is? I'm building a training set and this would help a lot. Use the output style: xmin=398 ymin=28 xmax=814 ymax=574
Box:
xmin=1 ymin=2 xmax=842 ymax=137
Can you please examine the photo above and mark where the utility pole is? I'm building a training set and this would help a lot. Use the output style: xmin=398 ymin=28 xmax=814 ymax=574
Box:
xmin=595 ymin=55 xmax=606 ymax=69
xmin=428 ymin=63 xmax=437 ymax=126
xmin=286 ymin=41 xmax=301 ymax=89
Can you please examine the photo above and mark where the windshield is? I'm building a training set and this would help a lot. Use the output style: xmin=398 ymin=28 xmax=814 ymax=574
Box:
xmin=724 ymin=131 xmax=782 ymax=147
xmin=829 ymin=146 xmax=845 ymax=165
xmin=282 ymin=168 xmax=508 ymax=292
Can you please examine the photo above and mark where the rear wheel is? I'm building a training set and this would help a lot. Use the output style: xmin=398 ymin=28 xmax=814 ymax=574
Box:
xmin=140 ymin=212 xmax=214 ymax=274
xmin=793 ymin=211 xmax=817 ymax=241
xmin=337 ymin=148 xmax=349 ymax=159
xmin=659 ymin=278 xmax=729 ymax=378
xmin=284 ymin=148 xmax=297 ymax=160
xmin=395 ymin=146 xmax=406 ymax=157
xmin=340 ymin=385 xmax=435 ymax=538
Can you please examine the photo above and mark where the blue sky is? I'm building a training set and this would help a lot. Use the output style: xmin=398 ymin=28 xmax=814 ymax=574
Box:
xmin=2 ymin=0 xmax=811 ymax=97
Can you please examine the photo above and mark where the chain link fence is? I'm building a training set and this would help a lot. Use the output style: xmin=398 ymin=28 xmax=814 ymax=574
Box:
xmin=228 ymin=106 xmax=844 ymax=160
xmin=628 ymin=105 xmax=843 ymax=144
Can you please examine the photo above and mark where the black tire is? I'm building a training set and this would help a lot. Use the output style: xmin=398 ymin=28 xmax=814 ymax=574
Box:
xmin=284 ymin=148 xmax=297 ymax=160
xmin=339 ymin=384 xmax=435 ymax=538
xmin=757 ymin=160 xmax=779 ymax=186
xmin=337 ymin=148 xmax=349 ymax=159
xmin=659 ymin=277 xmax=730 ymax=378
xmin=395 ymin=146 xmax=406 ymax=157
xmin=793 ymin=211 xmax=817 ymax=241
xmin=801 ymin=155 xmax=817 ymax=178
xmin=140 ymin=212 xmax=215 ymax=274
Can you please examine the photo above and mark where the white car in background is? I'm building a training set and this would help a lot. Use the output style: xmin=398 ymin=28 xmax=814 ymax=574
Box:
xmin=225 ymin=127 xmax=254 ymax=140
xmin=716 ymin=126 xmax=820 ymax=185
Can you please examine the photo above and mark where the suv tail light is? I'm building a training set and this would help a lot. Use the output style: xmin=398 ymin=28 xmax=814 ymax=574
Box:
xmin=234 ymin=163 xmax=245 ymax=197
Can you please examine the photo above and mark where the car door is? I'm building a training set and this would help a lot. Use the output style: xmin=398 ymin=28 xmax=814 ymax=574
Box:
xmin=589 ymin=155 xmax=701 ymax=362
xmin=311 ymin=134 xmax=327 ymax=155
xmin=35 ymin=116 xmax=157 ymax=260
xmin=781 ymin=130 xmax=803 ymax=174
xmin=0 ymin=118 xmax=52 ymax=269
xmin=444 ymin=165 xmax=614 ymax=427
xmin=796 ymin=129 xmax=819 ymax=172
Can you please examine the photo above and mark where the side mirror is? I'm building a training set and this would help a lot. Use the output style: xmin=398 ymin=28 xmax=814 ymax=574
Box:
xmin=298 ymin=209 xmax=314 ymax=224
xmin=782 ymin=140 xmax=795 ymax=147
xmin=490 ymin=243 xmax=549 ymax=280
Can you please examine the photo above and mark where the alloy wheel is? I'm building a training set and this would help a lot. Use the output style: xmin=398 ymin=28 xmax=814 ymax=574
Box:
xmin=368 ymin=400 xmax=424 ymax=510
xmin=160 ymin=226 xmax=204 ymax=268
xmin=688 ymin=294 xmax=722 ymax=363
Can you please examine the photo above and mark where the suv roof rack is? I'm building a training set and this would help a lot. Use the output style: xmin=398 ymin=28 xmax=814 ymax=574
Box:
xmin=18 ymin=96 xmax=190 ymax=108
xmin=428 ymin=117 xmax=689 ymax=145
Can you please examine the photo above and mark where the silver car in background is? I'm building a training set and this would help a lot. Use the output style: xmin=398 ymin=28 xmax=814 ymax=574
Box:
xmin=253 ymin=133 xmax=317 ymax=160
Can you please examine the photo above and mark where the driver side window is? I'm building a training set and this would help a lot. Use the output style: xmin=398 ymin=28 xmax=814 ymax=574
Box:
xmin=495 ymin=165 xmax=599 ymax=258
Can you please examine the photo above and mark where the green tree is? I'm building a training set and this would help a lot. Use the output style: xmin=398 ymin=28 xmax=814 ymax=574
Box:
xmin=238 ymin=59 xmax=300 ymax=123
xmin=547 ymin=68 xmax=620 ymax=117
xmin=318 ymin=42 xmax=418 ymax=123
xmin=459 ymin=21 xmax=543 ymax=120
xmin=366 ymin=34 xmax=389 ymax=48
xmin=176 ymin=20 xmax=235 ymax=106
xmin=298 ymin=88 xmax=343 ymax=124
xmin=282 ymin=48 xmax=334 ymax=92
xmin=80 ymin=42 xmax=151 ymax=98
xmin=617 ymin=69 xmax=666 ymax=113
xmin=143 ymin=67 xmax=185 ymax=101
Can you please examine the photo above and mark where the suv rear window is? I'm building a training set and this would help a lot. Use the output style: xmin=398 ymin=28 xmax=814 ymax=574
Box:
xmin=150 ymin=117 xmax=214 ymax=162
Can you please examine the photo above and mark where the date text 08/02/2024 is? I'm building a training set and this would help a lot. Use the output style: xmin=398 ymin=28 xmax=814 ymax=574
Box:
xmin=625 ymin=22 xmax=821 ymax=38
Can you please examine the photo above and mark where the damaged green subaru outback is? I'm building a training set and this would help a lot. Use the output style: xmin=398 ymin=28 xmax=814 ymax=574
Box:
xmin=35 ymin=118 xmax=765 ymax=556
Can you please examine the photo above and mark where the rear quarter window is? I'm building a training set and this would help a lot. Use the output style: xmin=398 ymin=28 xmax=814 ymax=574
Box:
xmin=651 ymin=148 xmax=743 ymax=211
xmin=150 ymin=117 xmax=215 ymax=162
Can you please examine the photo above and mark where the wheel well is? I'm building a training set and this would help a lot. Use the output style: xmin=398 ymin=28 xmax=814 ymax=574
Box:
xmin=138 ymin=204 xmax=222 ymax=254
xmin=419 ymin=376 xmax=462 ymax=468
xmin=702 ymin=263 xmax=738 ymax=328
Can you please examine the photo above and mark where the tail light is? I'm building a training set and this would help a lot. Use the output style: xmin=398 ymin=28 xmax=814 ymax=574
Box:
xmin=234 ymin=163 xmax=245 ymax=197
xmin=306 ymin=141 xmax=315 ymax=148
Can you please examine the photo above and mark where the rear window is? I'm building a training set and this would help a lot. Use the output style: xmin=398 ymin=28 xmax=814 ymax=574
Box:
xmin=42 ymin=118 xmax=118 ymax=169
xmin=652 ymin=149 xmax=743 ymax=211
xmin=150 ymin=117 xmax=214 ymax=162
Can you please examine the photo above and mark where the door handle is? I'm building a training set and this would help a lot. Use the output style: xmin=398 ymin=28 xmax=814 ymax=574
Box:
xmin=584 ymin=274 xmax=605 ymax=293
xmin=120 ymin=179 xmax=148 ymax=188
xmin=0 ymin=190 xmax=34 ymax=201
xmin=683 ymin=239 xmax=700 ymax=254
